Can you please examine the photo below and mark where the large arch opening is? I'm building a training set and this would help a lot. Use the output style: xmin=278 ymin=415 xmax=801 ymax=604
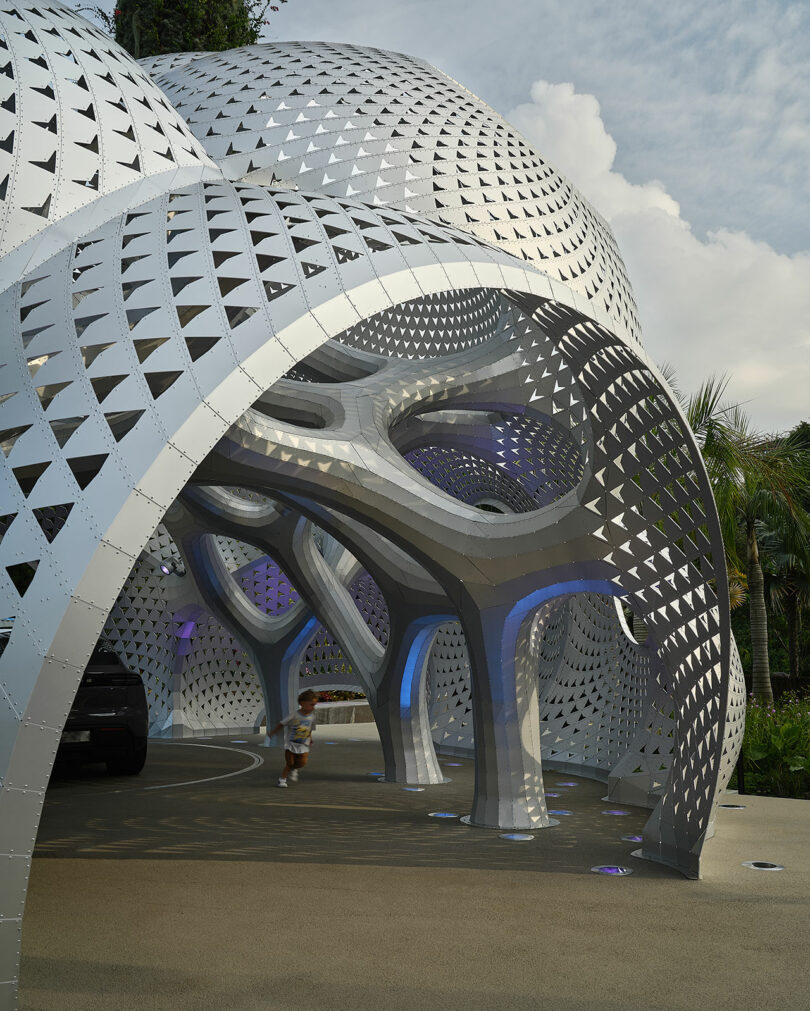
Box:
xmin=0 ymin=11 xmax=739 ymax=1002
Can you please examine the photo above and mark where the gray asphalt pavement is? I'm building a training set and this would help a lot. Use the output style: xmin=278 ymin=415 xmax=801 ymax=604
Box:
xmin=20 ymin=726 xmax=810 ymax=1010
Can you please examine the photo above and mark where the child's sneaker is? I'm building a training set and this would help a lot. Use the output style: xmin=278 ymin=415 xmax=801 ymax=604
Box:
xmin=276 ymin=777 xmax=288 ymax=788
xmin=288 ymin=769 xmax=299 ymax=783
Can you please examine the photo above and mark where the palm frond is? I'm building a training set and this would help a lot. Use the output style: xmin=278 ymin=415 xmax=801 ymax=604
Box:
xmin=657 ymin=361 xmax=685 ymax=411
xmin=728 ymin=576 xmax=747 ymax=610
xmin=687 ymin=374 xmax=734 ymax=440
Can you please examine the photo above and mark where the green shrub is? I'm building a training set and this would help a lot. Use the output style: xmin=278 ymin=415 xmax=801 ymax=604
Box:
xmin=730 ymin=692 xmax=810 ymax=798
xmin=84 ymin=1 xmax=275 ymax=59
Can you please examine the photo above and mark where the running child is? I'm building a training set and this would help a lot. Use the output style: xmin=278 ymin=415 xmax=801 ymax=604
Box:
xmin=270 ymin=689 xmax=318 ymax=787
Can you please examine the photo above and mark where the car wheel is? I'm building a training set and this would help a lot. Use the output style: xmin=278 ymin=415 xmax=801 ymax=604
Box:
xmin=106 ymin=739 xmax=147 ymax=776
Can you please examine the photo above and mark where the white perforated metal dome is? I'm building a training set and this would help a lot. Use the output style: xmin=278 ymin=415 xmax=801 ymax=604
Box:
xmin=0 ymin=11 xmax=743 ymax=1002
xmin=0 ymin=1 xmax=218 ymax=288
xmin=150 ymin=42 xmax=641 ymax=344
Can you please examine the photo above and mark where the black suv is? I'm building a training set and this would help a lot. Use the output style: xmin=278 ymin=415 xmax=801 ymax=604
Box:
xmin=0 ymin=628 xmax=148 ymax=775
xmin=60 ymin=641 xmax=149 ymax=775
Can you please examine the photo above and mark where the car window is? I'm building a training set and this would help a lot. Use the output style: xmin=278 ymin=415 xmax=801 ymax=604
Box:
xmin=90 ymin=646 xmax=121 ymax=666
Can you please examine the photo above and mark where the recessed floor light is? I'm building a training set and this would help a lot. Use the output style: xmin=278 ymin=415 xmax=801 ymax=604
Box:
xmin=591 ymin=865 xmax=633 ymax=875
xmin=556 ymin=782 xmax=578 ymax=787
xmin=545 ymin=792 xmax=561 ymax=797
xmin=622 ymin=834 xmax=643 ymax=843
xmin=742 ymin=860 xmax=784 ymax=871
xmin=231 ymin=740 xmax=247 ymax=744
xmin=548 ymin=809 xmax=573 ymax=816
xmin=501 ymin=833 xmax=534 ymax=841
xmin=443 ymin=762 xmax=462 ymax=767
xmin=402 ymin=786 xmax=425 ymax=792
xmin=428 ymin=811 xmax=458 ymax=818
xmin=602 ymin=809 xmax=631 ymax=816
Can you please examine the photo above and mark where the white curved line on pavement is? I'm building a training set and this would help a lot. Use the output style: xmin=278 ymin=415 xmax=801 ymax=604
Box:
xmin=144 ymin=742 xmax=264 ymax=790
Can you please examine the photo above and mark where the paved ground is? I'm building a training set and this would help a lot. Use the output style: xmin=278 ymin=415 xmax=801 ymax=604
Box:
xmin=19 ymin=725 xmax=810 ymax=1009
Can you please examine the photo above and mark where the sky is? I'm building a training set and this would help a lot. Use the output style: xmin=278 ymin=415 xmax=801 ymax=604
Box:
xmin=85 ymin=1 xmax=810 ymax=432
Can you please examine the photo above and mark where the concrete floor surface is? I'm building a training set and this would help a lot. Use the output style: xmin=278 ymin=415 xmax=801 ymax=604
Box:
xmin=19 ymin=727 xmax=810 ymax=1010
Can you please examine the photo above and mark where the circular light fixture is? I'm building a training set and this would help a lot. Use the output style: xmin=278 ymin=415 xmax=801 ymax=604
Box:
xmin=545 ymin=791 xmax=561 ymax=797
xmin=548 ymin=809 xmax=573 ymax=816
xmin=591 ymin=865 xmax=633 ymax=876
xmin=742 ymin=860 xmax=784 ymax=871
xmin=428 ymin=811 xmax=458 ymax=818
xmin=500 ymin=833 xmax=534 ymax=841
xmin=402 ymin=786 xmax=425 ymax=792
xmin=158 ymin=558 xmax=185 ymax=576
xmin=622 ymin=834 xmax=643 ymax=843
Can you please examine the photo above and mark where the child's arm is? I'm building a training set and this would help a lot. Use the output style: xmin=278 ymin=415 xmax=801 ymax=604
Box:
xmin=269 ymin=720 xmax=284 ymax=739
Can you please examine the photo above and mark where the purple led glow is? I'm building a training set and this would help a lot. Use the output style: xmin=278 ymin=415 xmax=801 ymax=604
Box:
xmin=545 ymin=792 xmax=561 ymax=798
xmin=548 ymin=809 xmax=573 ymax=816
xmin=443 ymin=762 xmax=462 ymax=767
xmin=349 ymin=573 xmax=390 ymax=646
xmin=556 ymin=782 xmax=578 ymax=787
xmin=177 ymin=619 xmax=196 ymax=640
xmin=621 ymin=834 xmax=643 ymax=843
xmin=239 ymin=557 xmax=300 ymax=615
xmin=602 ymin=809 xmax=631 ymax=816
xmin=591 ymin=865 xmax=633 ymax=876
xmin=160 ymin=563 xmax=172 ymax=575
xmin=428 ymin=812 xmax=458 ymax=818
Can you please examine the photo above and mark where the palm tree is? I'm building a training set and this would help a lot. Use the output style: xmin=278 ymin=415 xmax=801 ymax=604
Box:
xmin=763 ymin=533 xmax=810 ymax=685
xmin=732 ymin=444 xmax=809 ymax=702
xmin=667 ymin=372 xmax=810 ymax=702
xmin=761 ymin=424 xmax=810 ymax=687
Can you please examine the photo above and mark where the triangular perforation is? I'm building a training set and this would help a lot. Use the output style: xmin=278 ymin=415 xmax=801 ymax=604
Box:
xmin=67 ymin=453 xmax=108 ymax=490
xmin=6 ymin=560 xmax=39 ymax=596
xmin=32 ymin=503 xmax=74 ymax=543
xmin=185 ymin=335 xmax=223 ymax=362
xmin=145 ymin=371 xmax=183 ymax=399
xmin=104 ymin=410 xmax=145 ymax=442
xmin=13 ymin=461 xmax=50 ymax=496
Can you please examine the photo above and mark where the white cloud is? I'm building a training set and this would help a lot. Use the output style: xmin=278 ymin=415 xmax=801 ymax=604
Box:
xmin=508 ymin=82 xmax=679 ymax=221
xmin=272 ymin=1 xmax=810 ymax=253
xmin=507 ymin=81 xmax=810 ymax=433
